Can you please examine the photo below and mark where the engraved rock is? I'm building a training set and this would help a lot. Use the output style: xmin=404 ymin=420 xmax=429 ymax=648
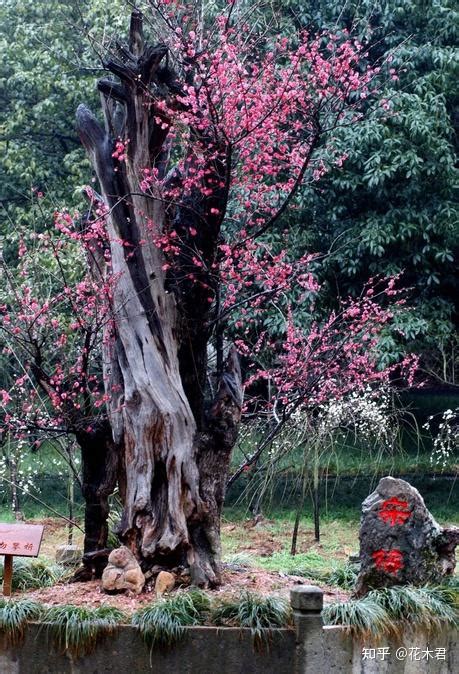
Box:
xmin=355 ymin=477 xmax=458 ymax=596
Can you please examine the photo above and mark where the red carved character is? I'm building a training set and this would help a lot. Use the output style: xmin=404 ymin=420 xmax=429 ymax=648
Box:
xmin=379 ymin=497 xmax=411 ymax=526
xmin=24 ymin=543 xmax=33 ymax=551
xmin=372 ymin=549 xmax=404 ymax=574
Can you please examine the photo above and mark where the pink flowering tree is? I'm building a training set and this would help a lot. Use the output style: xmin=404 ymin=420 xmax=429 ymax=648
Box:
xmin=1 ymin=3 xmax=409 ymax=585
xmin=229 ymin=277 xmax=418 ymax=486
xmin=1 ymin=222 xmax=119 ymax=575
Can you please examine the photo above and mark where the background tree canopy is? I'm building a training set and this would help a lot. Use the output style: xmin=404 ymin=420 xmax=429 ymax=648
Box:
xmin=0 ymin=0 xmax=128 ymax=234
xmin=268 ymin=0 xmax=458 ymax=381
xmin=1 ymin=0 xmax=457 ymax=383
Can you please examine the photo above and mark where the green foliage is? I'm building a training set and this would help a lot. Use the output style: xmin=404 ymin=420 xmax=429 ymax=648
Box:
xmin=322 ymin=596 xmax=391 ymax=638
xmin=0 ymin=557 xmax=68 ymax=591
xmin=299 ymin=1 xmax=458 ymax=375
xmin=0 ymin=0 xmax=128 ymax=238
xmin=0 ymin=598 xmax=43 ymax=646
xmin=279 ymin=560 xmax=358 ymax=590
xmin=234 ymin=0 xmax=458 ymax=379
xmin=131 ymin=590 xmax=210 ymax=650
xmin=367 ymin=585 xmax=458 ymax=634
xmin=43 ymin=604 xmax=125 ymax=658
xmin=223 ymin=552 xmax=255 ymax=568
xmin=323 ymin=585 xmax=458 ymax=639
xmin=326 ymin=563 xmax=359 ymax=591
xmin=212 ymin=592 xmax=291 ymax=649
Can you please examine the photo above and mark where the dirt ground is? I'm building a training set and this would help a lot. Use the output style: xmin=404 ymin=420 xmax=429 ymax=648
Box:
xmin=13 ymin=517 xmax=351 ymax=613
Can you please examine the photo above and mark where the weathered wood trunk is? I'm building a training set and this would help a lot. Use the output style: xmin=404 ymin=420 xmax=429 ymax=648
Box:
xmin=76 ymin=11 xmax=241 ymax=586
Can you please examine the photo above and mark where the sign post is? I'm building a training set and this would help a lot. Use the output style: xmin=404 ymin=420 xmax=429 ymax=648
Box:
xmin=0 ymin=523 xmax=44 ymax=596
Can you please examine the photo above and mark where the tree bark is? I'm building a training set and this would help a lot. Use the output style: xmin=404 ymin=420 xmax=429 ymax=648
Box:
xmin=76 ymin=11 xmax=241 ymax=586
xmin=75 ymin=420 xmax=118 ymax=578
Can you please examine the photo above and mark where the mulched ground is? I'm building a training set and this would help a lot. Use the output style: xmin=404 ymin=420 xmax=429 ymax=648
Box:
xmin=13 ymin=516 xmax=349 ymax=612
xmin=16 ymin=568 xmax=348 ymax=614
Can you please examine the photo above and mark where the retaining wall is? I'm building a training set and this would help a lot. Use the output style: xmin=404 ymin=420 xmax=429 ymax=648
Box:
xmin=0 ymin=586 xmax=456 ymax=673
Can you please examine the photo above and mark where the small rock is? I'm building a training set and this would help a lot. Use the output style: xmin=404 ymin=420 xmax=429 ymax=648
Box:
xmin=55 ymin=545 xmax=83 ymax=566
xmin=101 ymin=546 xmax=145 ymax=594
xmin=155 ymin=570 xmax=176 ymax=596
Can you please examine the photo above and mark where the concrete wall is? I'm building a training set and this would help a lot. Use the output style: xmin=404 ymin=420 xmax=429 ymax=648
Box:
xmin=0 ymin=624 xmax=295 ymax=674
xmin=292 ymin=585 xmax=458 ymax=674
xmin=323 ymin=625 xmax=458 ymax=674
xmin=0 ymin=587 xmax=457 ymax=674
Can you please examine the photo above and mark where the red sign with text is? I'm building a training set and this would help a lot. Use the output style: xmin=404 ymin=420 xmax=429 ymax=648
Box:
xmin=379 ymin=497 xmax=411 ymax=526
xmin=372 ymin=549 xmax=404 ymax=574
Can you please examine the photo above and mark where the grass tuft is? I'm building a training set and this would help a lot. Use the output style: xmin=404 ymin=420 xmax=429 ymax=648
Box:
xmin=323 ymin=584 xmax=458 ymax=639
xmin=322 ymin=597 xmax=390 ymax=639
xmin=211 ymin=592 xmax=291 ymax=650
xmin=0 ymin=598 xmax=43 ymax=646
xmin=326 ymin=562 xmax=359 ymax=590
xmin=368 ymin=585 xmax=458 ymax=636
xmin=223 ymin=552 xmax=255 ymax=568
xmin=43 ymin=604 xmax=125 ymax=658
xmin=0 ymin=558 xmax=68 ymax=591
xmin=132 ymin=590 xmax=210 ymax=650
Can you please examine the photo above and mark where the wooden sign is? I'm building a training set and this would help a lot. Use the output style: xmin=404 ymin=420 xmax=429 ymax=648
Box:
xmin=0 ymin=523 xmax=44 ymax=596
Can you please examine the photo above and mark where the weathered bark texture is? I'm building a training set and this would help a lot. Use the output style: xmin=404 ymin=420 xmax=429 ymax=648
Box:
xmin=74 ymin=421 xmax=118 ymax=578
xmin=76 ymin=11 xmax=241 ymax=585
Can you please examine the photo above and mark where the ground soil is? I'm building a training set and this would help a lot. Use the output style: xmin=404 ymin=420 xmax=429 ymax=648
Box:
xmin=12 ymin=517 xmax=350 ymax=613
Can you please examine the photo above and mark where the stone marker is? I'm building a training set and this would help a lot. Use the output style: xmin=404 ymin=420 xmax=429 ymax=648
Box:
xmin=155 ymin=570 xmax=176 ymax=596
xmin=355 ymin=476 xmax=459 ymax=596
xmin=55 ymin=545 xmax=82 ymax=566
xmin=101 ymin=546 xmax=145 ymax=594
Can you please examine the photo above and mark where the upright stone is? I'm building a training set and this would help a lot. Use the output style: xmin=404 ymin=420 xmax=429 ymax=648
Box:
xmin=290 ymin=585 xmax=324 ymax=674
xmin=55 ymin=545 xmax=82 ymax=566
xmin=355 ymin=476 xmax=459 ymax=596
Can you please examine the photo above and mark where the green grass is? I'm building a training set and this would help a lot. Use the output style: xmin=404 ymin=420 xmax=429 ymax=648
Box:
xmin=132 ymin=590 xmax=210 ymax=650
xmin=212 ymin=592 xmax=291 ymax=650
xmin=322 ymin=596 xmax=391 ymax=639
xmin=223 ymin=552 xmax=256 ymax=567
xmin=0 ymin=558 xmax=69 ymax=591
xmin=43 ymin=605 xmax=125 ymax=658
xmin=221 ymin=512 xmax=360 ymax=581
xmin=367 ymin=585 xmax=458 ymax=634
xmin=323 ymin=585 xmax=458 ymax=639
xmin=326 ymin=563 xmax=359 ymax=590
xmin=0 ymin=598 xmax=43 ymax=646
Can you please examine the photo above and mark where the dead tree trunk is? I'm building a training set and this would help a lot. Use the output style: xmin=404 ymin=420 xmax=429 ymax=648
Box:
xmin=75 ymin=420 xmax=118 ymax=578
xmin=76 ymin=11 xmax=242 ymax=586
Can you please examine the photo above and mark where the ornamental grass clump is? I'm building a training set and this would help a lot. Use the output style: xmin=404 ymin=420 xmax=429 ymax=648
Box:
xmin=43 ymin=605 xmax=125 ymax=658
xmin=132 ymin=590 xmax=210 ymax=650
xmin=0 ymin=557 xmax=68 ymax=591
xmin=326 ymin=562 xmax=359 ymax=590
xmin=322 ymin=597 xmax=391 ymax=639
xmin=368 ymin=585 xmax=458 ymax=636
xmin=323 ymin=585 xmax=458 ymax=640
xmin=0 ymin=598 xmax=43 ymax=646
xmin=212 ymin=592 xmax=291 ymax=650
